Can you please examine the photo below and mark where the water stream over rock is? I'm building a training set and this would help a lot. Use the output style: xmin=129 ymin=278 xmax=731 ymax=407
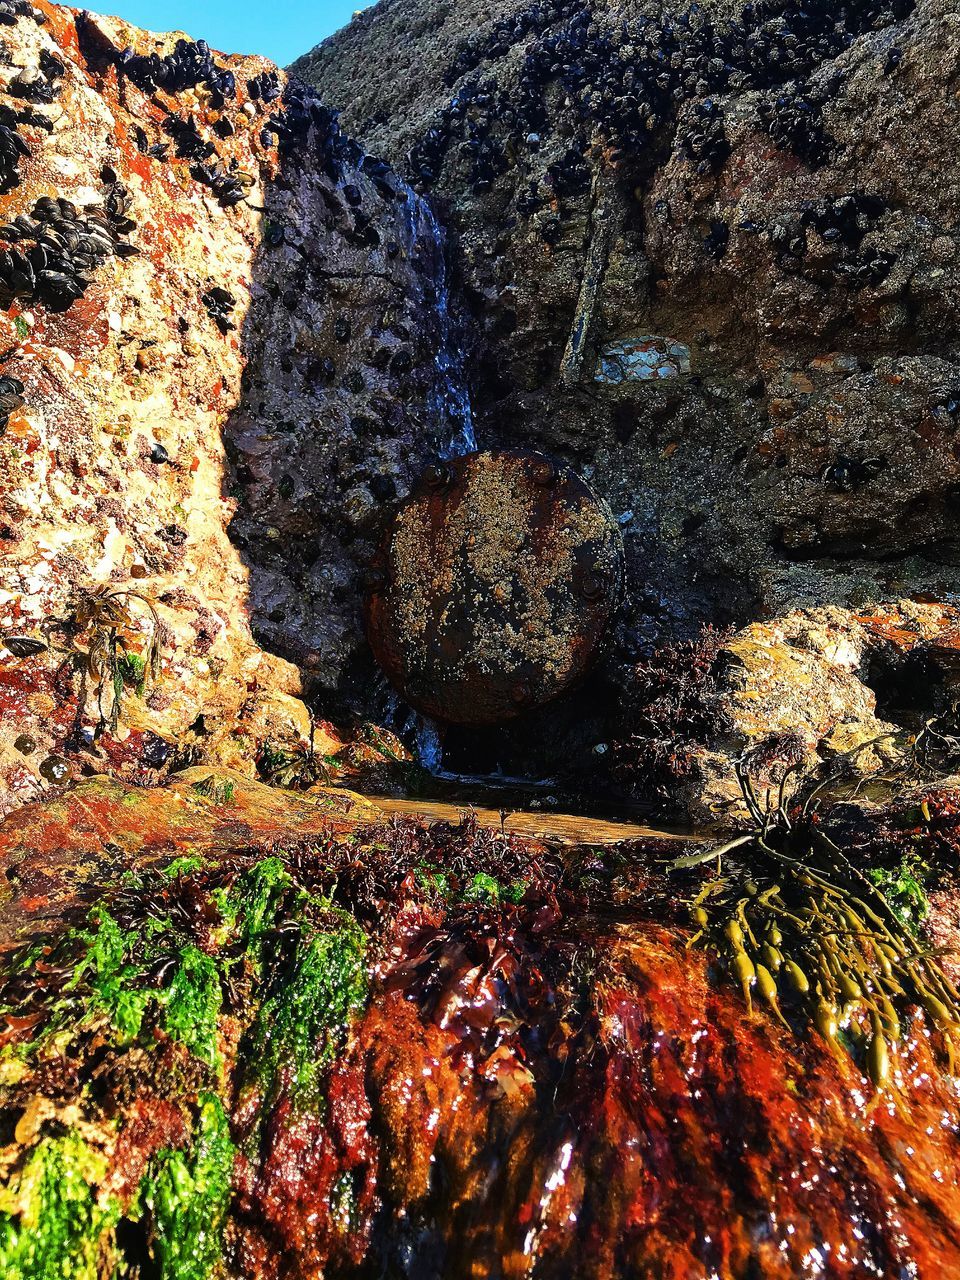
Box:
xmin=2 ymin=774 xmax=960 ymax=1278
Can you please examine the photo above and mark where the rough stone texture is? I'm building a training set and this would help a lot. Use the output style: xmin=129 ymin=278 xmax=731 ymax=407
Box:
xmin=0 ymin=766 xmax=379 ymax=944
xmin=298 ymin=0 xmax=960 ymax=807
xmin=366 ymin=449 xmax=624 ymax=724
xmin=0 ymin=3 xmax=467 ymax=816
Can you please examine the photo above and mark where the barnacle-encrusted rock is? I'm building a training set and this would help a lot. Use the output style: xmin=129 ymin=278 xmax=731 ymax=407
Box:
xmin=299 ymin=0 xmax=960 ymax=809
xmin=0 ymin=3 xmax=468 ymax=815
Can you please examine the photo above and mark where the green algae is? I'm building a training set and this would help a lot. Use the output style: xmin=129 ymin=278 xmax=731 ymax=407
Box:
xmin=161 ymin=945 xmax=223 ymax=1069
xmin=7 ymin=856 xmax=369 ymax=1097
xmin=163 ymin=854 xmax=209 ymax=879
xmin=463 ymin=871 xmax=526 ymax=903
xmin=223 ymin=856 xmax=287 ymax=957
xmin=415 ymin=865 xmax=526 ymax=904
xmin=0 ymin=855 xmax=372 ymax=1272
xmin=222 ymin=859 xmax=368 ymax=1102
xmin=0 ymin=1133 xmax=120 ymax=1280
xmin=868 ymin=853 xmax=930 ymax=936
xmin=142 ymin=1093 xmax=235 ymax=1280
xmin=67 ymin=907 xmax=151 ymax=1043
xmin=0 ymin=1099 xmax=236 ymax=1280
xmin=416 ymin=865 xmax=450 ymax=897
xmin=251 ymin=912 xmax=367 ymax=1100
xmin=54 ymin=910 xmax=223 ymax=1069
xmin=116 ymin=652 xmax=147 ymax=697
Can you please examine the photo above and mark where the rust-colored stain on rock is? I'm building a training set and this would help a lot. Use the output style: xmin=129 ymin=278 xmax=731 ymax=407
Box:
xmin=366 ymin=450 xmax=624 ymax=724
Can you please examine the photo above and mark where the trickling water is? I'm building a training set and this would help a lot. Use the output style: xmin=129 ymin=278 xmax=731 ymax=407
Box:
xmin=413 ymin=714 xmax=444 ymax=772
xmin=381 ymin=689 xmax=446 ymax=775
xmin=372 ymin=189 xmax=475 ymax=782
xmin=414 ymin=198 xmax=477 ymax=460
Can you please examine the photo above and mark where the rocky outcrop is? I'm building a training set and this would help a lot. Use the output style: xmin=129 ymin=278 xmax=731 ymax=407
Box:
xmin=0 ymin=3 xmax=469 ymax=816
xmin=298 ymin=0 xmax=960 ymax=809
xmin=3 ymin=774 xmax=960 ymax=1278
xmin=673 ymin=600 xmax=960 ymax=821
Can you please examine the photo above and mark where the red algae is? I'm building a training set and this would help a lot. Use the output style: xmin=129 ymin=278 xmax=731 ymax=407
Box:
xmin=2 ymin=782 xmax=960 ymax=1278
xmin=233 ymin=1065 xmax=378 ymax=1276
xmin=349 ymin=907 xmax=960 ymax=1279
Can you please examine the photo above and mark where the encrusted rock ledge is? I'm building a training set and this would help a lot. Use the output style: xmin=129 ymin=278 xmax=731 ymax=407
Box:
xmin=2 ymin=770 xmax=960 ymax=1277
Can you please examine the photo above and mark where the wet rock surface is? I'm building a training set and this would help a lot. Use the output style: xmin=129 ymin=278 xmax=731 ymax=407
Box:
xmin=2 ymin=775 xmax=960 ymax=1278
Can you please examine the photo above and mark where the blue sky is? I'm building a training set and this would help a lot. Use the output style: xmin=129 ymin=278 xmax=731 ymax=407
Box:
xmin=88 ymin=1 xmax=363 ymax=67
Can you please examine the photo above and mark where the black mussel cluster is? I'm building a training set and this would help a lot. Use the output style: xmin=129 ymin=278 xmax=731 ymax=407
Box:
xmin=931 ymin=388 xmax=960 ymax=429
xmin=344 ymin=207 xmax=381 ymax=248
xmin=262 ymin=76 xmax=340 ymax=171
xmin=0 ymin=186 xmax=138 ymax=311
xmin=821 ymin=452 xmax=886 ymax=492
xmin=682 ymin=99 xmax=730 ymax=175
xmin=162 ymin=113 xmax=248 ymax=207
xmin=305 ymin=355 xmax=336 ymax=387
xmin=8 ymin=47 xmax=65 ymax=104
xmin=131 ymin=123 xmax=169 ymax=162
xmin=201 ymin=285 xmax=236 ymax=333
xmin=164 ymin=113 xmax=214 ymax=162
xmin=191 ymin=161 xmax=249 ymax=208
xmin=545 ymin=145 xmax=591 ymax=197
xmin=0 ymin=105 xmax=32 ymax=195
xmin=247 ymin=69 xmax=281 ymax=103
xmin=361 ymin=153 xmax=400 ymax=200
xmin=119 ymin=38 xmax=236 ymax=106
xmin=443 ymin=0 xmax=581 ymax=87
xmin=0 ymin=37 xmax=63 ymax=196
xmin=758 ymin=80 xmax=836 ymax=167
xmin=0 ymin=373 xmax=24 ymax=433
xmin=770 ymin=191 xmax=894 ymax=289
xmin=0 ymin=0 xmax=39 ymax=26
xmin=262 ymin=75 xmax=403 ymax=211
xmin=410 ymin=0 xmax=915 ymax=203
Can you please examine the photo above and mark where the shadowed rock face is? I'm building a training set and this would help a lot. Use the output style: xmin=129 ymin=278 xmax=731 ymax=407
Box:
xmin=294 ymin=0 xmax=960 ymax=808
xmin=0 ymin=2 xmax=471 ymax=816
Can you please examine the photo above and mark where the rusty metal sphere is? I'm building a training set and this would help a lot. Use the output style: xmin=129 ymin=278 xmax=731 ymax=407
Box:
xmin=365 ymin=450 xmax=624 ymax=725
